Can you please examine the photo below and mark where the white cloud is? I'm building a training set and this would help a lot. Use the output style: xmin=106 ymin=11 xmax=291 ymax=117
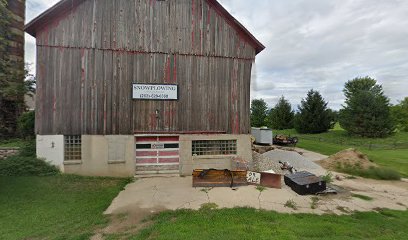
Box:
xmin=219 ymin=0 xmax=408 ymax=110
xmin=25 ymin=0 xmax=60 ymax=73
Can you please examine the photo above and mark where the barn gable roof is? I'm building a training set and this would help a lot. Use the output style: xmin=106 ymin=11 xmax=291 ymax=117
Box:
xmin=25 ymin=0 xmax=265 ymax=54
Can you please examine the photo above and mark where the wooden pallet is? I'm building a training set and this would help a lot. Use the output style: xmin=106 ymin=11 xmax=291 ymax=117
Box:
xmin=192 ymin=169 xmax=248 ymax=188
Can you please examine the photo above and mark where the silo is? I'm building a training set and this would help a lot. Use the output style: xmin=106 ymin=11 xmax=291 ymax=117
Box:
xmin=0 ymin=0 xmax=25 ymax=137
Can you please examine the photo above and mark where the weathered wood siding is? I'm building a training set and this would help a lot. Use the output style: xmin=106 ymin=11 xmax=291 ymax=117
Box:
xmin=35 ymin=0 xmax=256 ymax=135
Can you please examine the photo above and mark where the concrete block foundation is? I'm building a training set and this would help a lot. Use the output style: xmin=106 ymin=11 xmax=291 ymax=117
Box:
xmin=36 ymin=134 xmax=253 ymax=177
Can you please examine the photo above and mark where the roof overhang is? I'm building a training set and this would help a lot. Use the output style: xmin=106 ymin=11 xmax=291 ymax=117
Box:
xmin=25 ymin=0 xmax=265 ymax=54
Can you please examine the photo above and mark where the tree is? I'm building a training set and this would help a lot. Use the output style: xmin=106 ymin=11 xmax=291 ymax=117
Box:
xmin=327 ymin=109 xmax=339 ymax=129
xmin=250 ymin=99 xmax=268 ymax=127
xmin=267 ymin=96 xmax=294 ymax=129
xmin=339 ymin=77 xmax=394 ymax=137
xmin=17 ymin=110 xmax=35 ymax=139
xmin=391 ymin=97 xmax=408 ymax=132
xmin=294 ymin=90 xmax=331 ymax=133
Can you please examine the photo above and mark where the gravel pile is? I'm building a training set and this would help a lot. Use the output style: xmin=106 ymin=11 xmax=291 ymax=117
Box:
xmin=252 ymin=149 xmax=323 ymax=174
xmin=252 ymin=151 xmax=284 ymax=174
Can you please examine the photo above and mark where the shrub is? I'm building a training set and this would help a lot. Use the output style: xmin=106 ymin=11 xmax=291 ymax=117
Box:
xmin=17 ymin=111 xmax=35 ymax=139
xmin=321 ymin=172 xmax=333 ymax=183
xmin=0 ymin=156 xmax=60 ymax=176
xmin=0 ymin=140 xmax=60 ymax=176
xmin=391 ymin=97 xmax=408 ymax=132
xmin=18 ymin=139 xmax=36 ymax=157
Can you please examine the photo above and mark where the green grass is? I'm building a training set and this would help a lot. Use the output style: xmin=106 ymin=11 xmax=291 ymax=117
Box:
xmin=199 ymin=202 xmax=219 ymax=211
xmin=0 ymin=175 xmax=130 ymax=240
xmin=339 ymin=165 xmax=401 ymax=180
xmin=310 ymin=196 xmax=319 ymax=209
xmin=128 ymin=208 xmax=408 ymax=240
xmin=322 ymin=171 xmax=334 ymax=183
xmin=275 ymin=126 xmax=408 ymax=177
xmin=284 ymin=200 xmax=298 ymax=210
xmin=0 ymin=138 xmax=31 ymax=148
xmin=352 ymin=193 xmax=374 ymax=201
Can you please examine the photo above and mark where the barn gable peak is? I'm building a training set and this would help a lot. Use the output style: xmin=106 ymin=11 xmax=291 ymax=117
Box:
xmin=25 ymin=0 xmax=264 ymax=54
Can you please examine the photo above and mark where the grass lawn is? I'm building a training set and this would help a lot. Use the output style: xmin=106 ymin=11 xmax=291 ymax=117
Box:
xmin=275 ymin=126 xmax=408 ymax=177
xmin=129 ymin=208 xmax=408 ymax=240
xmin=0 ymin=175 xmax=130 ymax=240
xmin=0 ymin=138 xmax=32 ymax=148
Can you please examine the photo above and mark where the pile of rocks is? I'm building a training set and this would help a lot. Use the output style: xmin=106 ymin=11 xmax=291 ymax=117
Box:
xmin=0 ymin=147 xmax=19 ymax=160
xmin=252 ymin=151 xmax=284 ymax=174
xmin=252 ymin=149 xmax=323 ymax=174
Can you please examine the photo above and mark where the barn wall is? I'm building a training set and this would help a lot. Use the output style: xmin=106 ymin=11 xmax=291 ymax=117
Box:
xmin=35 ymin=0 xmax=256 ymax=135
xmin=35 ymin=0 xmax=256 ymax=59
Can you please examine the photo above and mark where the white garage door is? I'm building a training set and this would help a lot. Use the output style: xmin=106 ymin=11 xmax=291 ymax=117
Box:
xmin=135 ymin=136 xmax=179 ymax=175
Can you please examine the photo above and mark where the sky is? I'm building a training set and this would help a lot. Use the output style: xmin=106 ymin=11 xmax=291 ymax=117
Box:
xmin=25 ymin=0 xmax=408 ymax=110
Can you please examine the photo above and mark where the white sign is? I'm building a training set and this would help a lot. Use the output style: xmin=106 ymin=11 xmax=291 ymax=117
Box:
xmin=246 ymin=171 xmax=261 ymax=184
xmin=151 ymin=143 xmax=165 ymax=149
xmin=132 ymin=84 xmax=178 ymax=100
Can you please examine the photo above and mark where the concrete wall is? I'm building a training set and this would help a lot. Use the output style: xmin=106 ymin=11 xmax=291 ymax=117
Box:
xmin=36 ymin=135 xmax=64 ymax=170
xmin=64 ymin=135 xmax=135 ymax=177
xmin=37 ymin=134 xmax=252 ymax=177
xmin=179 ymin=134 xmax=252 ymax=176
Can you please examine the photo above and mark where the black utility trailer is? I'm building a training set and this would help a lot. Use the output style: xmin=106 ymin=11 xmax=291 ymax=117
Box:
xmin=284 ymin=171 xmax=326 ymax=195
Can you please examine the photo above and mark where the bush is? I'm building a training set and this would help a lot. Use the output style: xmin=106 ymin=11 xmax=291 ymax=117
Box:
xmin=0 ymin=156 xmax=60 ymax=176
xmin=391 ymin=97 xmax=408 ymax=132
xmin=0 ymin=140 xmax=60 ymax=176
xmin=18 ymin=139 xmax=36 ymax=157
xmin=321 ymin=172 xmax=333 ymax=183
xmin=17 ymin=111 xmax=35 ymax=139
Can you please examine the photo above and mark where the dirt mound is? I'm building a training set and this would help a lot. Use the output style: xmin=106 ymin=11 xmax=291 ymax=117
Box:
xmin=317 ymin=148 xmax=377 ymax=171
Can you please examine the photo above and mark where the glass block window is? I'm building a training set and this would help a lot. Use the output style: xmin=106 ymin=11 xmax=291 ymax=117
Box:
xmin=64 ymin=135 xmax=81 ymax=160
xmin=192 ymin=140 xmax=237 ymax=156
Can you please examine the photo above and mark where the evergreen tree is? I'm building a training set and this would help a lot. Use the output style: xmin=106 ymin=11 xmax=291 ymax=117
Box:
xmin=267 ymin=96 xmax=294 ymax=129
xmin=294 ymin=90 xmax=331 ymax=133
xmin=250 ymin=99 xmax=268 ymax=127
xmin=339 ymin=77 xmax=394 ymax=137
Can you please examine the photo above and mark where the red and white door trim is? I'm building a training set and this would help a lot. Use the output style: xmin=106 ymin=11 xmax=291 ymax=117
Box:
xmin=135 ymin=136 xmax=180 ymax=175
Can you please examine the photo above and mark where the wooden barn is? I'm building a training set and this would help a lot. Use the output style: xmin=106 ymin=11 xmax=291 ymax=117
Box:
xmin=25 ymin=0 xmax=264 ymax=177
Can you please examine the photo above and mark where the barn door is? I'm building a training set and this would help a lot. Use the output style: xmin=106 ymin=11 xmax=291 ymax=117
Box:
xmin=135 ymin=136 xmax=180 ymax=175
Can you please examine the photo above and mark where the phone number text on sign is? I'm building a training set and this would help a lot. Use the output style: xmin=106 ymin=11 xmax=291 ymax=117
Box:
xmin=132 ymin=84 xmax=178 ymax=100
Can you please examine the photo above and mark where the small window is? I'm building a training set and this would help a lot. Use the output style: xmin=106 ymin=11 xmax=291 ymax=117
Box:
xmin=64 ymin=135 xmax=81 ymax=160
xmin=192 ymin=140 xmax=237 ymax=156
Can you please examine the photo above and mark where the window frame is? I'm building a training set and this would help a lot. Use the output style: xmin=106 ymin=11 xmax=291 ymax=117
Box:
xmin=64 ymin=135 xmax=82 ymax=161
xmin=192 ymin=140 xmax=237 ymax=156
